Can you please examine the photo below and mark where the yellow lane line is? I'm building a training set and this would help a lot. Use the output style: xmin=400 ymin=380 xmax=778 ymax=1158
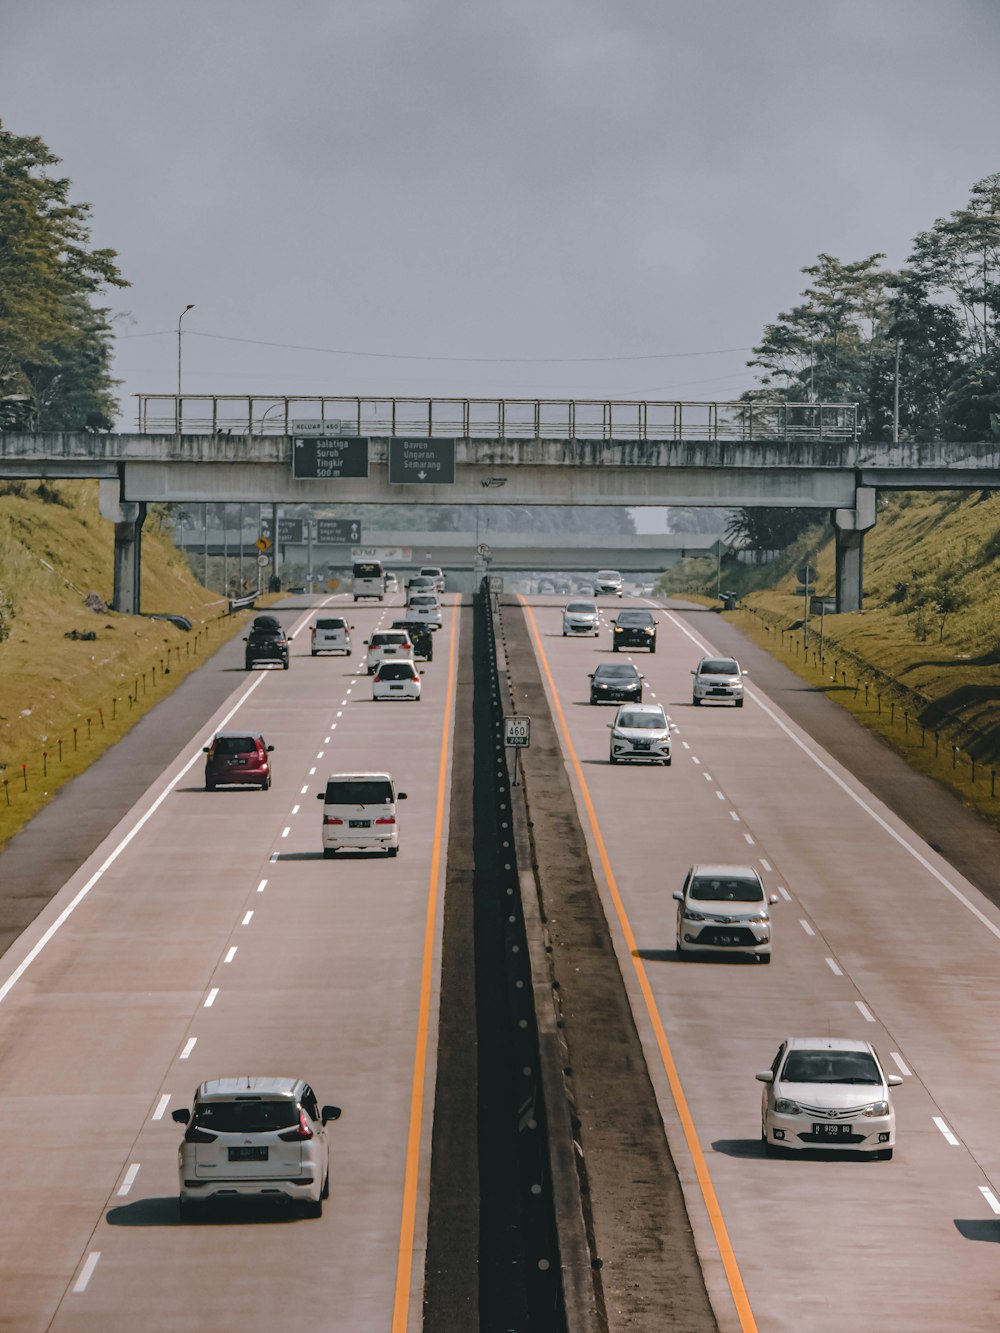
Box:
xmin=391 ymin=600 xmax=459 ymax=1332
xmin=520 ymin=597 xmax=759 ymax=1333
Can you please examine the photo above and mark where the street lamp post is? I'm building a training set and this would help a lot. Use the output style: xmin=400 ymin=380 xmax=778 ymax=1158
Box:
xmin=176 ymin=304 xmax=194 ymax=440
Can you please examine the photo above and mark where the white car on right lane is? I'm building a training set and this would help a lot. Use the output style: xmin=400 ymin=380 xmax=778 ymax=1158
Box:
xmin=691 ymin=655 xmax=747 ymax=707
xmin=757 ymin=1037 xmax=902 ymax=1159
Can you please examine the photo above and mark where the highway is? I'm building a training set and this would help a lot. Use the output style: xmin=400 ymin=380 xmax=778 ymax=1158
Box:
xmin=0 ymin=592 xmax=458 ymax=1332
xmin=518 ymin=594 xmax=1000 ymax=1332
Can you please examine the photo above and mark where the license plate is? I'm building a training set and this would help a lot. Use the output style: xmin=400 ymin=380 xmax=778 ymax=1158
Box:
xmin=633 ymin=741 xmax=650 ymax=750
xmin=812 ymin=1122 xmax=853 ymax=1137
xmin=230 ymin=757 xmax=247 ymax=765
xmin=228 ymin=1146 xmax=268 ymax=1161
xmin=715 ymin=933 xmax=739 ymax=945
xmin=349 ymin=819 xmax=370 ymax=828
xmin=390 ymin=685 xmax=403 ymax=691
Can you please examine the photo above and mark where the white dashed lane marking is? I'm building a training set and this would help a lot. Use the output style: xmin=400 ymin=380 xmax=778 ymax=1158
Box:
xmin=799 ymin=919 xmax=815 ymax=936
xmin=72 ymin=1253 xmax=101 ymax=1294
xmin=855 ymin=1001 xmax=876 ymax=1023
xmin=152 ymin=1095 xmax=171 ymax=1121
xmin=204 ymin=989 xmax=219 ymax=1008
xmin=729 ymin=811 xmax=740 ymax=822
xmin=825 ymin=957 xmax=843 ymax=976
xmin=224 ymin=946 xmax=237 ymax=963
xmin=242 ymin=911 xmax=253 ymax=926
xmin=934 ymin=1116 xmax=960 ymax=1146
xmin=180 ymin=1037 xmax=197 ymax=1060
xmin=980 ymin=1187 xmax=1000 ymax=1215
xmin=117 ymin=1164 xmax=140 ymax=1198
xmin=890 ymin=1052 xmax=912 ymax=1077
xmin=777 ymin=886 xmax=792 ymax=902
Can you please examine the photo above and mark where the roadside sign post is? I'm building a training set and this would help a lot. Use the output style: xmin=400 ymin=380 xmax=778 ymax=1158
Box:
xmin=504 ymin=715 xmax=530 ymax=787
xmin=489 ymin=573 xmax=503 ymax=612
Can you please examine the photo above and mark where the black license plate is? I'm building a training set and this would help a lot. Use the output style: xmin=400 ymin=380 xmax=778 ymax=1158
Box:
xmin=633 ymin=741 xmax=650 ymax=750
xmin=812 ymin=1122 xmax=853 ymax=1138
xmin=229 ymin=757 xmax=248 ymax=765
xmin=349 ymin=819 xmax=370 ymax=828
xmin=714 ymin=933 xmax=740 ymax=945
xmin=228 ymin=1146 xmax=268 ymax=1161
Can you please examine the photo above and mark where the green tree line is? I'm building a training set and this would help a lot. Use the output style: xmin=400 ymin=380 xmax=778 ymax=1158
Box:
xmin=729 ymin=172 xmax=1000 ymax=555
xmin=0 ymin=121 xmax=127 ymax=431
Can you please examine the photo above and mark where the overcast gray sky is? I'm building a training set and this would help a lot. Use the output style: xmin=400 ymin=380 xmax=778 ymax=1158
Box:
xmin=3 ymin=0 xmax=999 ymax=429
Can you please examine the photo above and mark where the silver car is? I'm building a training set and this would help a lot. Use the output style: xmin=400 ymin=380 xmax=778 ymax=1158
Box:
xmin=607 ymin=703 xmax=671 ymax=765
xmin=691 ymin=655 xmax=747 ymax=707
xmin=757 ymin=1037 xmax=902 ymax=1159
xmin=562 ymin=600 xmax=599 ymax=636
xmin=173 ymin=1077 xmax=342 ymax=1219
xmin=673 ymin=863 xmax=777 ymax=961
xmin=594 ymin=569 xmax=623 ymax=597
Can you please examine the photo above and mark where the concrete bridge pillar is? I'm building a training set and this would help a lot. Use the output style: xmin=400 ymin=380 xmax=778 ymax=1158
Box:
xmin=832 ymin=486 xmax=876 ymax=613
xmin=99 ymin=478 xmax=147 ymax=613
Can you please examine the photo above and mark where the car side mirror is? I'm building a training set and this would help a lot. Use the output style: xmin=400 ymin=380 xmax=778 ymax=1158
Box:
xmin=321 ymin=1105 xmax=342 ymax=1124
xmin=202 ymin=746 xmax=210 ymax=753
xmin=267 ymin=745 xmax=275 ymax=752
xmin=398 ymin=792 xmax=408 ymax=800
xmin=768 ymin=894 xmax=779 ymax=905
xmin=588 ymin=673 xmax=594 ymax=679
xmin=350 ymin=625 xmax=355 ymax=630
xmin=171 ymin=1108 xmax=191 ymax=1124
xmin=242 ymin=637 xmax=249 ymax=643
xmin=363 ymin=639 xmax=369 ymax=645
xmin=887 ymin=1075 xmax=903 ymax=1088
xmin=755 ymin=1071 xmax=774 ymax=1084
xmin=316 ymin=792 xmax=325 ymax=800
xmin=671 ymin=891 xmax=683 ymax=901
xmin=419 ymin=670 xmax=425 ymax=675
xmin=690 ymin=669 xmax=696 ymax=675
xmin=606 ymin=723 xmax=614 ymax=729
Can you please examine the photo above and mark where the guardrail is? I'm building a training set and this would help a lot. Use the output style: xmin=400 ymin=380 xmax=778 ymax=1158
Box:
xmin=226 ymin=591 xmax=259 ymax=614
xmin=135 ymin=394 xmax=858 ymax=443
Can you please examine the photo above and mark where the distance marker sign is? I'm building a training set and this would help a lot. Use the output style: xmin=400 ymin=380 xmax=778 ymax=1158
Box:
xmin=503 ymin=716 xmax=531 ymax=748
xmin=388 ymin=437 xmax=456 ymax=485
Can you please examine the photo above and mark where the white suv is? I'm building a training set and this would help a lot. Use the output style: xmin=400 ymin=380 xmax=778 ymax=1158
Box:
xmin=317 ymin=771 xmax=407 ymax=856
xmin=673 ymin=863 xmax=777 ymax=961
xmin=173 ymin=1077 xmax=341 ymax=1219
xmin=607 ymin=703 xmax=671 ymax=765
xmin=364 ymin=629 xmax=413 ymax=674
xmin=419 ymin=565 xmax=446 ymax=592
xmin=691 ymin=655 xmax=747 ymax=707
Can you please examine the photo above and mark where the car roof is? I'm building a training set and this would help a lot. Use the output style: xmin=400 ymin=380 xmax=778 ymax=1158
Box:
xmin=616 ymin=703 xmax=664 ymax=715
xmin=212 ymin=730 xmax=265 ymax=740
xmin=324 ymin=771 xmax=394 ymax=781
xmin=782 ymin=1037 xmax=874 ymax=1054
xmin=698 ymin=655 xmax=740 ymax=666
xmin=594 ymin=661 xmax=639 ymax=673
xmin=596 ymin=569 xmax=621 ymax=577
xmin=196 ymin=1076 xmax=304 ymax=1100
xmin=689 ymin=863 xmax=761 ymax=880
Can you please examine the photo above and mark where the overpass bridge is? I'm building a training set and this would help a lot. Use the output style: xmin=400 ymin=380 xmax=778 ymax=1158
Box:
xmin=3 ymin=395 xmax=1000 ymax=614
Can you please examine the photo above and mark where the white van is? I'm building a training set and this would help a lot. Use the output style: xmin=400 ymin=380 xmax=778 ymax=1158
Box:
xmin=317 ymin=772 xmax=407 ymax=856
xmin=352 ymin=560 xmax=385 ymax=601
xmin=311 ymin=615 xmax=353 ymax=656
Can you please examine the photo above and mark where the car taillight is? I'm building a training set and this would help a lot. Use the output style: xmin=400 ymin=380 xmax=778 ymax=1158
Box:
xmin=375 ymin=816 xmax=395 ymax=825
xmin=278 ymin=1111 xmax=313 ymax=1141
xmin=411 ymin=676 xmax=419 ymax=683
xmin=324 ymin=816 xmax=344 ymax=825
xmin=184 ymin=1126 xmax=217 ymax=1143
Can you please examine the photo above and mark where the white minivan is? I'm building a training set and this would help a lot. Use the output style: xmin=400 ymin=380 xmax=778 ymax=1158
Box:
xmin=311 ymin=616 xmax=353 ymax=656
xmin=352 ymin=560 xmax=385 ymax=601
xmin=317 ymin=772 xmax=407 ymax=856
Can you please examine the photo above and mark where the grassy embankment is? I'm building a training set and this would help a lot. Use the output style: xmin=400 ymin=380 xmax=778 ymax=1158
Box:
xmin=664 ymin=491 xmax=1000 ymax=830
xmin=0 ymin=480 xmax=262 ymax=847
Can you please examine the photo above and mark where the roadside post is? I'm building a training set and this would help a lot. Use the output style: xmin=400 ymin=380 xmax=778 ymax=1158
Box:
xmin=504 ymin=715 xmax=530 ymax=787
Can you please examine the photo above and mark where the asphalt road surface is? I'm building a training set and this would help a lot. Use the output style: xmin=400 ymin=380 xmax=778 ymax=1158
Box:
xmin=0 ymin=592 xmax=458 ymax=1332
xmin=518 ymin=593 xmax=1000 ymax=1333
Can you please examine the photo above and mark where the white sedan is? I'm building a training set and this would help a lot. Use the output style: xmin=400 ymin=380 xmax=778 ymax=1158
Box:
xmin=757 ymin=1037 xmax=902 ymax=1159
xmin=372 ymin=659 xmax=422 ymax=701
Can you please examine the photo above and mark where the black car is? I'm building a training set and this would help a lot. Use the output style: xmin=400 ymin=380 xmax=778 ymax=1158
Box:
xmin=391 ymin=619 xmax=434 ymax=661
xmin=244 ymin=626 xmax=290 ymax=670
xmin=589 ymin=662 xmax=643 ymax=704
xmin=612 ymin=609 xmax=657 ymax=652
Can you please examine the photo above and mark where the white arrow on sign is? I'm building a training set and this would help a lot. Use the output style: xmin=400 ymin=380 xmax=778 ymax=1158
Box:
xmin=417 ymin=470 xmax=427 ymax=480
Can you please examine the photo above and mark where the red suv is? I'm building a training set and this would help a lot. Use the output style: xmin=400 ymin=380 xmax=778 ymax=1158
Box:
xmin=203 ymin=732 xmax=274 ymax=791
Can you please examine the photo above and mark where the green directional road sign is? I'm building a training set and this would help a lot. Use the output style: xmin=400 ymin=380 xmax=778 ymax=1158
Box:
xmin=292 ymin=436 xmax=369 ymax=480
xmin=388 ymin=438 xmax=456 ymax=485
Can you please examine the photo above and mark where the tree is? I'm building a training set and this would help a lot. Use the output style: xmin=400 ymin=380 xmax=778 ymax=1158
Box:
xmin=0 ymin=121 xmax=127 ymax=428
xmin=724 ymin=507 xmax=817 ymax=560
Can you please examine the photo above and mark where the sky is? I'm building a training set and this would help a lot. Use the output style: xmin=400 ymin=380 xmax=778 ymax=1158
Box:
xmin=3 ymin=0 xmax=1000 ymax=530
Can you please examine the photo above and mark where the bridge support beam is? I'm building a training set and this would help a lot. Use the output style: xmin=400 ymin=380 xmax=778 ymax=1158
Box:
xmin=100 ymin=479 xmax=147 ymax=614
xmin=832 ymin=487 xmax=876 ymax=613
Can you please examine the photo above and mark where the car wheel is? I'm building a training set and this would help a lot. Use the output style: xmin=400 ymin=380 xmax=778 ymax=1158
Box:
xmin=758 ymin=952 xmax=771 ymax=964
xmin=282 ymin=660 xmax=289 ymax=669
xmin=675 ymin=938 xmax=685 ymax=958
xmin=303 ymin=1197 xmax=323 ymax=1219
xmin=321 ymin=1171 xmax=330 ymax=1200
xmin=692 ymin=696 xmax=701 ymax=706
xmin=609 ymin=753 xmax=618 ymax=765
xmin=323 ymin=848 xmax=336 ymax=858
xmin=260 ymin=777 xmax=270 ymax=791
xmin=205 ymin=780 xmax=215 ymax=792
xmin=179 ymin=1198 xmax=202 ymax=1222
xmin=876 ymin=1148 xmax=894 ymax=1161
xmin=590 ymin=696 xmax=597 ymax=705
xmin=612 ymin=643 xmax=619 ymax=652
xmin=663 ymin=758 xmax=671 ymax=766
xmin=311 ymin=651 xmax=317 ymax=657
xmin=764 ymin=1140 xmax=783 ymax=1158
xmin=736 ymin=698 xmax=744 ymax=708
xmin=650 ymin=644 xmax=657 ymax=653
xmin=387 ymin=846 xmax=399 ymax=858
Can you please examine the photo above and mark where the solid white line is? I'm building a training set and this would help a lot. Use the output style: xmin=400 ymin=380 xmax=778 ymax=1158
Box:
xmin=799 ymin=919 xmax=815 ymax=936
xmin=744 ymin=833 xmax=755 ymax=845
xmin=224 ymin=946 xmax=237 ymax=963
xmin=73 ymin=1252 xmax=101 ymax=1293
xmin=825 ymin=957 xmax=842 ymax=976
xmin=257 ymin=879 xmax=267 ymax=893
xmin=855 ymin=1001 xmax=876 ymax=1023
xmin=934 ymin=1116 xmax=960 ymax=1146
xmin=980 ymin=1186 xmax=1000 ymax=1215
xmin=117 ymin=1163 xmax=140 ymax=1197
xmin=778 ymin=886 xmax=792 ymax=902
xmin=180 ymin=1037 xmax=197 ymax=1060
xmin=281 ymin=826 xmax=291 ymax=838
xmin=204 ymin=988 xmax=219 ymax=1008
xmin=729 ymin=810 xmax=740 ymax=822
xmin=890 ymin=1051 xmax=912 ymax=1076
xmin=152 ymin=1094 xmax=171 ymax=1121
xmin=0 ymin=672 xmax=270 ymax=1008
xmin=760 ymin=859 xmax=772 ymax=872
xmin=242 ymin=911 xmax=254 ymax=926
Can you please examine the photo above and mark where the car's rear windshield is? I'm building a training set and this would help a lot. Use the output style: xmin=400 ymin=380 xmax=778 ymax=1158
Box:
xmin=378 ymin=662 xmax=416 ymax=679
xmin=566 ymin=602 xmax=595 ymax=613
xmin=249 ymin=628 xmax=283 ymax=642
xmin=782 ymin=1051 xmax=881 ymax=1084
xmin=213 ymin=736 xmax=259 ymax=755
xmin=372 ymin=631 xmax=408 ymax=644
xmin=410 ymin=595 xmax=436 ymax=606
xmin=316 ymin=618 xmax=346 ymax=630
xmin=596 ymin=664 xmax=639 ymax=679
xmin=689 ymin=876 xmax=762 ymax=902
xmin=618 ymin=711 xmax=665 ymax=730
xmin=325 ymin=780 xmax=394 ymax=804
xmin=420 ymin=568 xmax=442 ymax=576
xmin=700 ymin=659 xmax=739 ymax=674
xmin=353 ymin=562 xmax=381 ymax=578
xmin=193 ymin=1099 xmax=298 ymax=1133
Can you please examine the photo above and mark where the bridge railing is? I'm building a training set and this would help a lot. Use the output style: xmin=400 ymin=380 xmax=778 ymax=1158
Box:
xmin=135 ymin=395 xmax=858 ymax=442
